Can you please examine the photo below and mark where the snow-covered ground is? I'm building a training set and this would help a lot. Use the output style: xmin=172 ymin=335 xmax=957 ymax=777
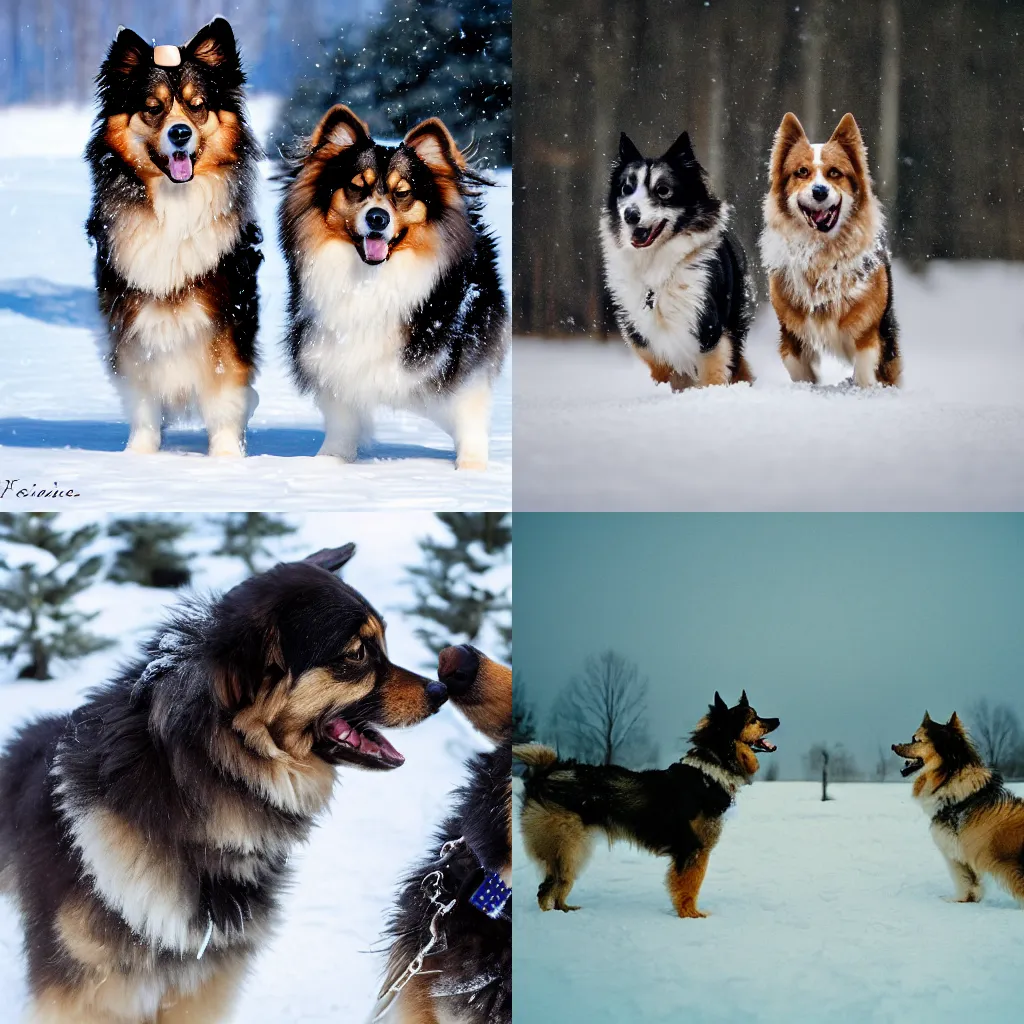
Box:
xmin=0 ymin=513 xmax=494 ymax=1022
xmin=514 ymin=261 xmax=1024 ymax=510
xmin=513 ymin=779 xmax=1024 ymax=1023
xmin=0 ymin=101 xmax=511 ymax=509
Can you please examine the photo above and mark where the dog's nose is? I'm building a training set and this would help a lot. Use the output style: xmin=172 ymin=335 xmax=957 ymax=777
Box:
xmin=167 ymin=123 xmax=192 ymax=148
xmin=437 ymin=644 xmax=479 ymax=696
xmin=623 ymin=206 xmax=641 ymax=226
xmin=365 ymin=207 xmax=390 ymax=232
xmin=811 ymin=183 xmax=829 ymax=202
xmin=891 ymin=744 xmax=900 ymax=753
xmin=425 ymin=681 xmax=448 ymax=710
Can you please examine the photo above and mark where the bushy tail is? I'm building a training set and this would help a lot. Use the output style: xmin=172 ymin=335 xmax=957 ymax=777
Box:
xmin=512 ymin=743 xmax=559 ymax=768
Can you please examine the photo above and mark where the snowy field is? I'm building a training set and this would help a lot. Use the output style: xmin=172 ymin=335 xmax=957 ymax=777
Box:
xmin=514 ymin=261 xmax=1024 ymax=510
xmin=0 ymin=101 xmax=511 ymax=510
xmin=513 ymin=779 xmax=1024 ymax=1023
xmin=0 ymin=513 xmax=494 ymax=1022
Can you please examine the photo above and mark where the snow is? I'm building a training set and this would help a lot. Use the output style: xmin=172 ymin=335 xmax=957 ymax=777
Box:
xmin=514 ymin=261 xmax=1024 ymax=510
xmin=512 ymin=779 xmax=1024 ymax=1023
xmin=0 ymin=101 xmax=511 ymax=509
xmin=0 ymin=513 xmax=492 ymax=1021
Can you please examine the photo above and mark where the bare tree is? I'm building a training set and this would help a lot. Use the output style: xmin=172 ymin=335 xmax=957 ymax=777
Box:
xmin=548 ymin=650 xmax=651 ymax=766
xmin=763 ymin=759 xmax=780 ymax=782
xmin=804 ymin=743 xmax=860 ymax=797
xmin=968 ymin=699 xmax=1022 ymax=772
xmin=875 ymin=744 xmax=894 ymax=782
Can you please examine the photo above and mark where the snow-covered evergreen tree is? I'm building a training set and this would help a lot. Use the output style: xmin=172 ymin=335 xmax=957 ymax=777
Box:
xmin=0 ymin=513 xmax=112 ymax=680
xmin=406 ymin=512 xmax=511 ymax=659
xmin=210 ymin=512 xmax=297 ymax=575
xmin=272 ymin=0 xmax=511 ymax=166
xmin=107 ymin=516 xmax=194 ymax=589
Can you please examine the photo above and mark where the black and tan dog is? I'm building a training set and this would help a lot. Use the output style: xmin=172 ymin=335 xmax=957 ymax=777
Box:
xmin=893 ymin=712 xmax=1024 ymax=906
xmin=373 ymin=646 xmax=511 ymax=1024
xmin=514 ymin=691 xmax=778 ymax=918
xmin=0 ymin=545 xmax=446 ymax=1024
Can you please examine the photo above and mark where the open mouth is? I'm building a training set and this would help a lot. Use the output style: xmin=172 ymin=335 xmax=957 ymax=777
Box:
xmin=360 ymin=232 xmax=391 ymax=265
xmin=630 ymin=219 xmax=667 ymax=249
xmin=900 ymin=757 xmax=924 ymax=777
xmin=751 ymin=737 xmax=777 ymax=753
xmin=166 ymin=150 xmax=195 ymax=183
xmin=318 ymin=715 xmax=405 ymax=770
xmin=799 ymin=198 xmax=841 ymax=233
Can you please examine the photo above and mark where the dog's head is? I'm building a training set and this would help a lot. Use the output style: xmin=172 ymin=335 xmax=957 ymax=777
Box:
xmin=892 ymin=711 xmax=982 ymax=786
xmin=768 ymin=112 xmax=870 ymax=237
xmin=281 ymin=105 xmax=479 ymax=268
xmin=437 ymin=644 xmax=511 ymax=743
xmin=208 ymin=544 xmax=447 ymax=780
xmin=96 ymin=18 xmax=249 ymax=185
xmin=691 ymin=690 xmax=780 ymax=778
xmin=606 ymin=131 xmax=722 ymax=251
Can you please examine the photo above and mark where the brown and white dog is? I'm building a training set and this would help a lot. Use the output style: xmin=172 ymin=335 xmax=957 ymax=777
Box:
xmin=760 ymin=112 xmax=901 ymax=387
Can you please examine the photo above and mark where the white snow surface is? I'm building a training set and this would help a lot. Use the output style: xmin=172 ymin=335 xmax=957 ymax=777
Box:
xmin=513 ymin=778 xmax=1024 ymax=1023
xmin=0 ymin=514 xmax=492 ymax=1021
xmin=0 ymin=101 xmax=511 ymax=509
xmin=514 ymin=261 xmax=1024 ymax=510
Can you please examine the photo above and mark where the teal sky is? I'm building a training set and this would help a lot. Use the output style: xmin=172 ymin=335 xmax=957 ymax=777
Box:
xmin=515 ymin=514 xmax=1024 ymax=778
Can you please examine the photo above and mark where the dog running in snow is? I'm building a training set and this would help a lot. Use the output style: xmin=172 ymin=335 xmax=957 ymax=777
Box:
xmin=760 ymin=112 xmax=901 ymax=387
xmin=0 ymin=545 xmax=447 ymax=1023
xmin=599 ymin=131 xmax=754 ymax=390
xmin=86 ymin=18 xmax=264 ymax=456
xmin=893 ymin=711 xmax=1024 ymax=906
xmin=373 ymin=645 xmax=511 ymax=1024
xmin=513 ymin=691 xmax=778 ymax=918
xmin=278 ymin=105 xmax=509 ymax=470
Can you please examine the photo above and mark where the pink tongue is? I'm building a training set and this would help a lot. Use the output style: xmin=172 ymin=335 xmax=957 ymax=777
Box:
xmin=327 ymin=719 xmax=404 ymax=764
xmin=363 ymin=236 xmax=389 ymax=263
xmin=169 ymin=152 xmax=192 ymax=182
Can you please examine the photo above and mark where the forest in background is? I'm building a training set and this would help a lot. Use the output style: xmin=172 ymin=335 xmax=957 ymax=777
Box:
xmin=513 ymin=0 xmax=1024 ymax=337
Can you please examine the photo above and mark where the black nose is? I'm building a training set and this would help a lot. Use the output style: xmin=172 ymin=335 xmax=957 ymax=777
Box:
xmin=623 ymin=206 xmax=641 ymax=226
xmin=437 ymin=644 xmax=479 ymax=697
xmin=365 ymin=207 xmax=390 ymax=232
xmin=811 ymin=183 xmax=829 ymax=202
xmin=167 ymin=123 xmax=192 ymax=148
xmin=425 ymin=681 xmax=448 ymax=710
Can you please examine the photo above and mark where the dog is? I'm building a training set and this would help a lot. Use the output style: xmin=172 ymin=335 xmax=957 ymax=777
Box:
xmin=760 ymin=112 xmax=901 ymax=387
xmin=372 ymin=645 xmax=511 ymax=1024
xmin=0 ymin=544 xmax=447 ymax=1023
xmin=513 ymin=691 xmax=778 ymax=917
xmin=86 ymin=18 xmax=263 ymax=456
xmin=278 ymin=105 xmax=509 ymax=470
xmin=893 ymin=711 xmax=1024 ymax=905
xmin=599 ymin=131 xmax=754 ymax=390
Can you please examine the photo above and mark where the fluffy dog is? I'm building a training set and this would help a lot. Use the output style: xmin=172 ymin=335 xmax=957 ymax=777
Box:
xmin=278 ymin=106 xmax=508 ymax=469
xmin=0 ymin=545 xmax=447 ymax=1023
xmin=373 ymin=645 xmax=511 ymax=1024
xmin=599 ymin=131 xmax=754 ymax=390
xmin=760 ymin=112 xmax=901 ymax=387
xmin=893 ymin=711 xmax=1024 ymax=905
xmin=86 ymin=18 xmax=263 ymax=455
xmin=514 ymin=691 xmax=778 ymax=918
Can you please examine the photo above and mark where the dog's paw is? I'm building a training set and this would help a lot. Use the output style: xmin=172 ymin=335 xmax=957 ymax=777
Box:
xmin=126 ymin=433 xmax=160 ymax=454
xmin=456 ymin=456 xmax=488 ymax=471
xmin=208 ymin=439 xmax=244 ymax=458
xmin=676 ymin=905 xmax=709 ymax=919
xmin=556 ymin=904 xmax=581 ymax=912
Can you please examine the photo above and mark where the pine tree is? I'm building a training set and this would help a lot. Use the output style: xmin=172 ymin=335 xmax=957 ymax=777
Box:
xmin=406 ymin=512 xmax=511 ymax=659
xmin=512 ymin=671 xmax=535 ymax=744
xmin=272 ymin=0 xmax=512 ymax=166
xmin=107 ymin=516 xmax=194 ymax=589
xmin=210 ymin=512 xmax=298 ymax=575
xmin=0 ymin=513 xmax=113 ymax=680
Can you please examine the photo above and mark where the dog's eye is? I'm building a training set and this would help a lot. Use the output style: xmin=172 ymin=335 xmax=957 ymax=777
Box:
xmin=827 ymin=168 xmax=842 ymax=179
xmin=620 ymin=180 xmax=635 ymax=196
xmin=189 ymin=97 xmax=205 ymax=111
xmin=794 ymin=167 xmax=810 ymax=178
xmin=393 ymin=187 xmax=411 ymax=200
xmin=344 ymin=643 xmax=367 ymax=663
xmin=144 ymin=99 xmax=162 ymax=113
xmin=654 ymin=183 xmax=671 ymax=199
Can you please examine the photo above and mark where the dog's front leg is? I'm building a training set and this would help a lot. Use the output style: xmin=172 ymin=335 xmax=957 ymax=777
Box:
xmin=667 ymin=848 xmax=711 ymax=918
xmin=200 ymin=378 xmax=256 ymax=457
xmin=124 ymin=387 xmax=163 ymax=453
xmin=448 ymin=378 xmax=492 ymax=471
xmin=317 ymin=393 xmax=369 ymax=461
xmin=943 ymin=856 xmax=983 ymax=903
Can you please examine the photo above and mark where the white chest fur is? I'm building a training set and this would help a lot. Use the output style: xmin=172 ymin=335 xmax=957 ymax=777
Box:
xmin=110 ymin=174 xmax=242 ymax=297
xmin=297 ymin=240 xmax=446 ymax=409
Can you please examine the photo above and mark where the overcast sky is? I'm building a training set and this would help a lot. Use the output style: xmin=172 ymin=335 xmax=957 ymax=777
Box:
xmin=515 ymin=514 xmax=1024 ymax=779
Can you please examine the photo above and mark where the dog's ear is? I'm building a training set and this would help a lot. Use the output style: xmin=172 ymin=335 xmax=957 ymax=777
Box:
xmin=303 ymin=544 xmax=356 ymax=574
xmin=738 ymin=689 xmax=749 ymax=707
xmin=922 ymin=710 xmax=932 ymax=725
xmin=663 ymin=131 xmax=695 ymax=165
xmin=828 ymin=112 xmax=866 ymax=179
xmin=184 ymin=18 xmax=240 ymax=75
xmin=310 ymin=104 xmax=371 ymax=152
xmin=211 ymin=617 xmax=285 ymax=710
xmin=102 ymin=27 xmax=152 ymax=83
xmin=618 ymin=132 xmax=643 ymax=165
xmin=771 ymin=112 xmax=808 ymax=181
xmin=404 ymin=117 xmax=467 ymax=174
xmin=948 ymin=711 xmax=963 ymax=731
xmin=713 ymin=691 xmax=728 ymax=713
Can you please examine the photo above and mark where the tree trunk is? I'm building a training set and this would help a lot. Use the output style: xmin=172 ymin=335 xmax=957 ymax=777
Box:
xmin=877 ymin=0 xmax=901 ymax=206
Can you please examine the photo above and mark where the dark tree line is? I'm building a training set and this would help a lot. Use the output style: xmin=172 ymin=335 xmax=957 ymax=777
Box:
xmin=514 ymin=0 xmax=1024 ymax=336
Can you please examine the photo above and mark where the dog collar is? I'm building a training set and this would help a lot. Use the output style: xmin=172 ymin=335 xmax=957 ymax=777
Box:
xmin=469 ymin=871 xmax=511 ymax=919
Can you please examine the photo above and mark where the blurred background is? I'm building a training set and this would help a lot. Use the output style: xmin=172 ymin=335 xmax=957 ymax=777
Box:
xmin=513 ymin=0 xmax=1024 ymax=336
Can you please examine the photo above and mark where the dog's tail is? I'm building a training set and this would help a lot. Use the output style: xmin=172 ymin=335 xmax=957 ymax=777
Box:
xmin=512 ymin=743 xmax=559 ymax=768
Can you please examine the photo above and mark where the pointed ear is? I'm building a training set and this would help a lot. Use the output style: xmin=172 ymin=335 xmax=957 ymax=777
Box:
xmin=185 ymin=17 xmax=240 ymax=73
xmin=739 ymin=690 xmax=749 ymax=707
xmin=948 ymin=711 xmax=963 ymax=731
xmin=828 ymin=112 xmax=866 ymax=176
xmin=103 ymin=27 xmax=152 ymax=81
xmin=618 ymin=132 xmax=643 ymax=165
xmin=302 ymin=544 xmax=356 ymax=574
xmin=663 ymin=131 xmax=695 ymax=165
xmin=922 ymin=710 xmax=932 ymax=724
xmin=713 ymin=691 xmax=728 ymax=713
xmin=403 ymin=117 xmax=466 ymax=174
xmin=310 ymin=104 xmax=371 ymax=152
xmin=771 ymin=112 xmax=808 ymax=179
